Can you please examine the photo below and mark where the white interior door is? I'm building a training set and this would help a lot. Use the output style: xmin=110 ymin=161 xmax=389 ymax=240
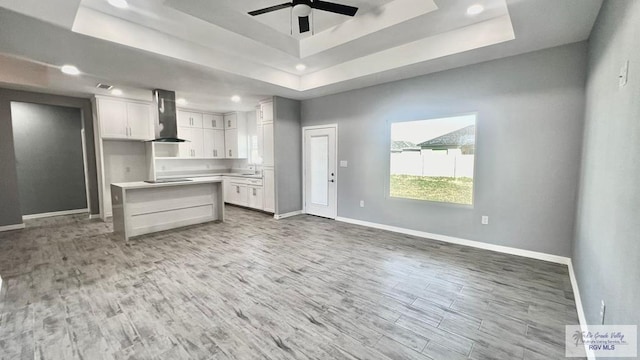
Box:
xmin=304 ymin=126 xmax=337 ymax=219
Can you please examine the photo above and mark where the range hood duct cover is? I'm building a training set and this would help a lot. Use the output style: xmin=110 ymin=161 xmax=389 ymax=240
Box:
xmin=151 ymin=89 xmax=187 ymax=142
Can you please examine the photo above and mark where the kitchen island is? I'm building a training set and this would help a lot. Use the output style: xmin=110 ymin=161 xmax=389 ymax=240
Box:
xmin=111 ymin=177 xmax=224 ymax=241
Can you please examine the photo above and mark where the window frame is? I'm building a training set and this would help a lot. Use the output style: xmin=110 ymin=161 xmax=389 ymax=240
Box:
xmin=385 ymin=112 xmax=479 ymax=208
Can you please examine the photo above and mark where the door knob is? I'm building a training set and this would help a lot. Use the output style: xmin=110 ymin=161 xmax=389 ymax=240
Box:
xmin=329 ymin=179 xmax=335 ymax=183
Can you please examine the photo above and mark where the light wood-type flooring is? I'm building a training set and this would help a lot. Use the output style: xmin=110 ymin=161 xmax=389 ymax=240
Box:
xmin=0 ymin=205 xmax=581 ymax=359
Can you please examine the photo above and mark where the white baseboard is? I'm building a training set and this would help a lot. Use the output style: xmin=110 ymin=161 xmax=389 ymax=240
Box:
xmin=335 ymin=216 xmax=571 ymax=265
xmin=274 ymin=210 xmax=303 ymax=220
xmin=568 ymin=259 xmax=595 ymax=360
xmin=0 ymin=223 xmax=25 ymax=232
xmin=23 ymin=208 xmax=88 ymax=220
xmin=89 ymin=214 xmax=101 ymax=220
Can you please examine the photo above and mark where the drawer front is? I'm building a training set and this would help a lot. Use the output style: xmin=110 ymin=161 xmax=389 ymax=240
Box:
xmin=225 ymin=177 xmax=263 ymax=186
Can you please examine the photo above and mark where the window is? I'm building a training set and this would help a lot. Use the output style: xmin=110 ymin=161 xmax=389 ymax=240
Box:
xmin=390 ymin=114 xmax=476 ymax=205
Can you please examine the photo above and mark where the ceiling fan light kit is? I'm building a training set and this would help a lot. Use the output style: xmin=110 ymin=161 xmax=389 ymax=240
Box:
xmin=248 ymin=0 xmax=358 ymax=34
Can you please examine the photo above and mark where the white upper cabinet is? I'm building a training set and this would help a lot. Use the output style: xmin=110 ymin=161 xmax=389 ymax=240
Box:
xmin=224 ymin=112 xmax=248 ymax=159
xmin=177 ymin=111 xmax=203 ymax=128
xmin=176 ymin=110 xmax=225 ymax=158
xmin=178 ymin=127 xmax=204 ymax=158
xmin=203 ymin=114 xmax=224 ymax=130
xmin=259 ymin=100 xmax=274 ymax=124
xmin=98 ymin=98 xmax=127 ymax=138
xmin=203 ymin=129 xmax=225 ymax=158
xmin=97 ymin=97 xmax=153 ymax=140
xmin=126 ymin=103 xmax=153 ymax=139
xmin=224 ymin=113 xmax=237 ymax=129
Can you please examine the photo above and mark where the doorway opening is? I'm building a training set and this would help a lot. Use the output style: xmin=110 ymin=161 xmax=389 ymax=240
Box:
xmin=11 ymin=102 xmax=90 ymax=220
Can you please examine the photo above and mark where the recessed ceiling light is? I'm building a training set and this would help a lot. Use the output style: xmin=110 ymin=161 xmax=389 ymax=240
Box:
xmin=108 ymin=0 xmax=128 ymax=9
xmin=61 ymin=65 xmax=80 ymax=75
xmin=295 ymin=63 xmax=307 ymax=71
xmin=466 ymin=4 xmax=484 ymax=16
xmin=111 ymin=89 xmax=123 ymax=96
xmin=231 ymin=95 xmax=241 ymax=103
xmin=176 ymin=98 xmax=188 ymax=105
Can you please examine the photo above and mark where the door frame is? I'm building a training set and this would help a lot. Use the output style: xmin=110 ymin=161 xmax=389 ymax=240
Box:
xmin=302 ymin=124 xmax=338 ymax=219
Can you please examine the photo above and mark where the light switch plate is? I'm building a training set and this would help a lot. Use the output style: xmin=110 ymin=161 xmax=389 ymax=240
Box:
xmin=340 ymin=160 xmax=348 ymax=167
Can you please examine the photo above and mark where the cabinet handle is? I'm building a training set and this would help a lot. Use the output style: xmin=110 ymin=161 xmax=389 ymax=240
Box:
xmin=253 ymin=188 xmax=256 ymax=196
xmin=236 ymin=186 xmax=240 ymax=194
xmin=212 ymin=120 xmax=216 ymax=128
xmin=228 ymin=120 xmax=231 ymax=127
xmin=229 ymin=149 xmax=232 ymax=157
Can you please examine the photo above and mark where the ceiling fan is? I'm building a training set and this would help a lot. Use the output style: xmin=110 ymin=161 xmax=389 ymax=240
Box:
xmin=248 ymin=0 xmax=358 ymax=34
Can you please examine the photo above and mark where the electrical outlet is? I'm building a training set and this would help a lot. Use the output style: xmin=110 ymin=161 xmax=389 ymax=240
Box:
xmin=619 ymin=60 xmax=629 ymax=88
xmin=125 ymin=166 xmax=131 ymax=173
xmin=340 ymin=160 xmax=348 ymax=168
xmin=600 ymin=300 xmax=606 ymax=325
xmin=359 ymin=200 xmax=365 ymax=207
xmin=481 ymin=216 xmax=489 ymax=225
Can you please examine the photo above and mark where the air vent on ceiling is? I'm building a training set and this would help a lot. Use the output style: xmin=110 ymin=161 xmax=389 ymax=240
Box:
xmin=96 ymin=83 xmax=114 ymax=90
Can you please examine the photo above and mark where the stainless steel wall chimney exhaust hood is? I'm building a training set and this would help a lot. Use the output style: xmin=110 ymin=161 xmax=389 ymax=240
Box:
xmin=150 ymin=89 xmax=187 ymax=142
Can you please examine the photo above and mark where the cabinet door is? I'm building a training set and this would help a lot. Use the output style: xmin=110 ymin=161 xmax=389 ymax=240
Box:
xmin=213 ymin=130 xmax=225 ymax=159
xmin=263 ymin=168 xmax=275 ymax=213
xmin=260 ymin=101 xmax=273 ymax=123
xmin=178 ymin=127 xmax=192 ymax=157
xmin=257 ymin=123 xmax=264 ymax=164
xmin=191 ymin=128 xmax=204 ymax=158
xmin=190 ymin=112 xmax=203 ymax=128
xmin=98 ymin=98 xmax=127 ymax=138
xmin=126 ymin=102 xmax=152 ymax=140
xmin=225 ymin=128 xmax=238 ymax=158
xmin=177 ymin=110 xmax=192 ymax=128
xmin=224 ymin=113 xmax=237 ymax=129
xmin=228 ymin=184 xmax=248 ymax=205
xmin=248 ymin=186 xmax=263 ymax=210
xmin=203 ymin=129 xmax=215 ymax=159
xmin=262 ymin=122 xmax=274 ymax=167
xmin=223 ymin=179 xmax=232 ymax=203
xmin=203 ymin=114 xmax=224 ymax=130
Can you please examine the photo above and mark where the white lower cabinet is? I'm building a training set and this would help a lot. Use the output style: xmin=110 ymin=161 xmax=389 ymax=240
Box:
xmin=223 ymin=177 xmax=264 ymax=211
xmin=248 ymin=186 xmax=263 ymax=209
xmin=263 ymin=168 xmax=275 ymax=213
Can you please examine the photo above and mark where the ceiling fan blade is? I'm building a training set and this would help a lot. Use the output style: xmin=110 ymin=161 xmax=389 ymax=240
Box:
xmin=248 ymin=2 xmax=293 ymax=16
xmin=298 ymin=16 xmax=310 ymax=33
xmin=311 ymin=0 xmax=358 ymax=16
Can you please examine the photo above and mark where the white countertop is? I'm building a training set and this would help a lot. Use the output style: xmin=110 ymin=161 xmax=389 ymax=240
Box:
xmin=112 ymin=177 xmax=223 ymax=190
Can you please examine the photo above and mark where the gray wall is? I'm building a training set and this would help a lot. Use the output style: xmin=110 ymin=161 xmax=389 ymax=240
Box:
xmin=301 ymin=42 xmax=588 ymax=257
xmin=273 ymin=96 xmax=303 ymax=215
xmin=0 ymin=88 xmax=99 ymax=226
xmin=573 ymin=0 xmax=640 ymax=331
xmin=11 ymin=102 xmax=87 ymax=215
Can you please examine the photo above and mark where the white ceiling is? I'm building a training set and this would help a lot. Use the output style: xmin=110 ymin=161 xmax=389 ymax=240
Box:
xmin=0 ymin=0 xmax=602 ymax=112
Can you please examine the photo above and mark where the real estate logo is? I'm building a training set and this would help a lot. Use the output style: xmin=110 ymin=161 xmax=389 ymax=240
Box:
xmin=566 ymin=325 xmax=637 ymax=357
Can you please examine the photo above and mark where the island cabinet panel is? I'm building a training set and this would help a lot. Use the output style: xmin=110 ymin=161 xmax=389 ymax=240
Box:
xmin=111 ymin=179 xmax=224 ymax=241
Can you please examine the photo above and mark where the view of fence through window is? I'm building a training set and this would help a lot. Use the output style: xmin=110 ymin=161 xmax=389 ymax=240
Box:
xmin=390 ymin=114 xmax=476 ymax=205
